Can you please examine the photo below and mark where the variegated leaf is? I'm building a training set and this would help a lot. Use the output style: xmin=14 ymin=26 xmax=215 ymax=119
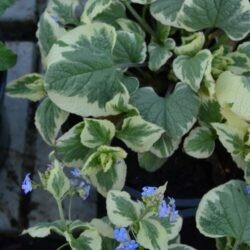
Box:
xmin=116 ymin=116 xmax=164 ymax=153
xmin=35 ymin=97 xmax=69 ymax=145
xmin=150 ymin=0 xmax=184 ymax=28
xmin=113 ymin=30 xmax=146 ymax=65
xmin=216 ymin=71 xmax=250 ymax=122
xmin=196 ymin=180 xmax=250 ymax=245
xmin=150 ymin=133 xmax=180 ymax=159
xmin=81 ymin=0 xmax=112 ymax=23
xmin=178 ymin=0 xmax=250 ymax=41
xmin=22 ymin=221 xmax=63 ymax=238
xmin=173 ymin=50 xmax=211 ymax=92
xmin=169 ymin=244 xmax=196 ymax=250
xmin=46 ymin=0 xmax=80 ymax=25
xmin=45 ymin=23 xmax=144 ymax=117
xmin=148 ymin=39 xmax=175 ymax=71
xmin=6 ymin=73 xmax=46 ymax=101
xmin=36 ymin=11 xmax=66 ymax=66
xmin=138 ymin=151 xmax=167 ymax=172
xmin=131 ymin=83 xmax=200 ymax=138
xmin=184 ymin=126 xmax=215 ymax=159
xmin=80 ymin=119 xmax=116 ymax=148
xmin=137 ymin=213 xmax=183 ymax=250
xmin=65 ymin=230 xmax=102 ymax=250
xmin=107 ymin=190 xmax=143 ymax=227
xmin=47 ymin=161 xmax=70 ymax=200
xmin=55 ymin=122 xmax=92 ymax=167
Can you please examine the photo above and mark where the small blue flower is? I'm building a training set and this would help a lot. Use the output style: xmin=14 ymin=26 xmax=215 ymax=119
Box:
xmin=21 ymin=173 xmax=32 ymax=194
xmin=47 ymin=163 xmax=54 ymax=169
xmin=70 ymin=168 xmax=81 ymax=177
xmin=124 ymin=240 xmax=139 ymax=250
xmin=79 ymin=181 xmax=91 ymax=200
xmin=141 ymin=186 xmax=157 ymax=197
xmin=169 ymin=208 xmax=179 ymax=223
xmin=158 ymin=200 xmax=171 ymax=218
xmin=114 ymin=228 xmax=129 ymax=242
xmin=245 ymin=185 xmax=250 ymax=194
xmin=115 ymin=246 xmax=125 ymax=250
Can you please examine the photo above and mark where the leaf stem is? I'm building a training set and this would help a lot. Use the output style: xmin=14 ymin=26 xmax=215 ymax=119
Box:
xmin=124 ymin=2 xmax=155 ymax=37
xmin=232 ymin=240 xmax=240 ymax=250
xmin=56 ymin=243 xmax=69 ymax=250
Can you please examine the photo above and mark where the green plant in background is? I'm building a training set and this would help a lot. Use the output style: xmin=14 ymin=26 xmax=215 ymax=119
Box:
xmin=0 ymin=0 xmax=17 ymax=71
xmin=5 ymin=0 xmax=250 ymax=249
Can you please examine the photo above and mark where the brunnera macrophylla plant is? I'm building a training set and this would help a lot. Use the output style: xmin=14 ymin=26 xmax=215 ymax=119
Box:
xmin=5 ymin=0 xmax=250 ymax=249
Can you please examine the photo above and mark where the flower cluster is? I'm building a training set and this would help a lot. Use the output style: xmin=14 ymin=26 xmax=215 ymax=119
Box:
xmin=158 ymin=197 xmax=179 ymax=223
xmin=114 ymin=228 xmax=139 ymax=250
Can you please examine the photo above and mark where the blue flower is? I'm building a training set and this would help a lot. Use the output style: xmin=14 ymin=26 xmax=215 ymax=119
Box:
xmin=78 ymin=181 xmax=91 ymax=200
xmin=21 ymin=173 xmax=32 ymax=194
xmin=124 ymin=240 xmax=139 ymax=250
xmin=158 ymin=200 xmax=171 ymax=218
xmin=158 ymin=197 xmax=178 ymax=223
xmin=114 ymin=228 xmax=128 ymax=242
xmin=141 ymin=186 xmax=157 ymax=197
xmin=245 ymin=185 xmax=250 ymax=194
xmin=70 ymin=168 xmax=81 ymax=177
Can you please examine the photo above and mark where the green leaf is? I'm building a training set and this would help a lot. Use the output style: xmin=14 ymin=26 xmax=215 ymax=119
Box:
xmin=137 ymin=213 xmax=183 ymax=250
xmin=178 ymin=0 xmax=250 ymax=41
xmin=150 ymin=0 xmax=184 ymax=28
xmin=22 ymin=221 xmax=63 ymax=238
xmin=47 ymin=0 xmax=80 ymax=25
xmin=81 ymin=0 xmax=112 ymax=23
xmin=173 ymin=50 xmax=211 ymax=92
xmin=196 ymin=180 xmax=250 ymax=245
xmin=90 ymin=218 xmax=114 ymax=238
xmin=6 ymin=73 xmax=46 ymax=101
xmin=80 ymin=119 xmax=116 ymax=148
xmin=131 ymin=83 xmax=200 ymax=138
xmin=131 ymin=0 xmax=157 ymax=4
xmin=107 ymin=190 xmax=143 ymax=227
xmin=0 ymin=41 xmax=17 ymax=71
xmin=0 ymin=0 xmax=15 ymax=16
xmin=148 ymin=39 xmax=175 ymax=71
xmin=35 ymin=98 xmax=69 ymax=145
xmin=212 ymin=123 xmax=245 ymax=157
xmin=115 ymin=18 xmax=145 ymax=38
xmin=216 ymin=71 xmax=250 ymax=121
xmin=65 ymin=230 xmax=102 ymax=250
xmin=83 ymin=146 xmax=127 ymax=196
xmin=93 ymin=2 xmax=126 ymax=27
xmin=184 ymin=126 xmax=215 ymax=159
xmin=150 ymin=133 xmax=181 ymax=158
xmin=138 ymin=151 xmax=167 ymax=172
xmin=198 ymin=99 xmax=223 ymax=124
xmin=45 ymin=23 xmax=136 ymax=117
xmin=169 ymin=244 xmax=196 ymax=250
xmin=36 ymin=11 xmax=66 ymax=66
xmin=113 ymin=30 xmax=146 ymax=65
xmin=47 ymin=162 xmax=70 ymax=200
xmin=121 ymin=76 xmax=139 ymax=95
xmin=116 ymin=116 xmax=164 ymax=153
xmin=55 ymin=122 xmax=92 ymax=167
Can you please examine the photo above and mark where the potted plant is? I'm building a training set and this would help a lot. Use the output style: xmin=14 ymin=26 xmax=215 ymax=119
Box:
xmin=6 ymin=0 xmax=250 ymax=249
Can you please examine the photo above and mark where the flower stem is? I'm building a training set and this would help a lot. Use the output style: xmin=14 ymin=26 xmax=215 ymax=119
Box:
xmin=124 ymin=2 xmax=155 ymax=37
xmin=56 ymin=199 xmax=66 ymax=229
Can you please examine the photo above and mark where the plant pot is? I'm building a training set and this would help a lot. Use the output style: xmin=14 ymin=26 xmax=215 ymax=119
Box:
xmin=0 ymin=71 xmax=9 ymax=166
